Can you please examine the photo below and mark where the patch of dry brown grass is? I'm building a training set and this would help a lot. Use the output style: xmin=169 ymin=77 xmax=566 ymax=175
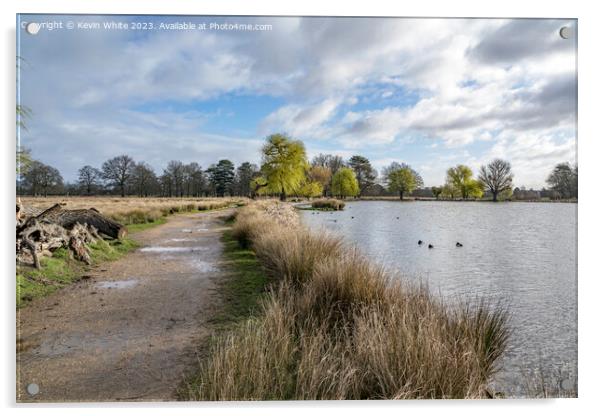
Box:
xmin=20 ymin=196 xmax=247 ymax=225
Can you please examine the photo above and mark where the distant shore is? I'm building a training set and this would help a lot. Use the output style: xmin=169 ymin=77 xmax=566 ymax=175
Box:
xmin=344 ymin=196 xmax=578 ymax=203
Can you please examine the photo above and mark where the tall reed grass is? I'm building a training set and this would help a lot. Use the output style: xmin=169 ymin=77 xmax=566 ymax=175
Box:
xmin=187 ymin=201 xmax=510 ymax=400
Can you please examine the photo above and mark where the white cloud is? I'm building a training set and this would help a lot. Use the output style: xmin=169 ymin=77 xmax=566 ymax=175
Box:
xmin=259 ymin=98 xmax=340 ymax=137
xmin=485 ymin=130 xmax=576 ymax=189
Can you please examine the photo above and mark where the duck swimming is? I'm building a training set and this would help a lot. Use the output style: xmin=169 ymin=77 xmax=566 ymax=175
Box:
xmin=418 ymin=240 xmax=423 ymax=245
xmin=456 ymin=242 xmax=463 ymax=247
xmin=428 ymin=244 xmax=434 ymax=249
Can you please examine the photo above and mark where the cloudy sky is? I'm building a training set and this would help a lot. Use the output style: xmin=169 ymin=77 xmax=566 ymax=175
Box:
xmin=18 ymin=15 xmax=576 ymax=188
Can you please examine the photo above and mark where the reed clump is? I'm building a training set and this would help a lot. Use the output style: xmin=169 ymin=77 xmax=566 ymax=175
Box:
xmin=188 ymin=202 xmax=510 ymax=400
xmin=311 ymin=198 xmax=346 ymax=211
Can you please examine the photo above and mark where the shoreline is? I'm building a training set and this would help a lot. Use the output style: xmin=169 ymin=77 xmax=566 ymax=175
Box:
xmin=339 ymin=197 xmax=577 ymax=203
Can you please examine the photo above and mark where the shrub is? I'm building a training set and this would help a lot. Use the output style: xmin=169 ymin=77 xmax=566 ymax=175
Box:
xmin=311 ymin=199 xmax=345 ymax=211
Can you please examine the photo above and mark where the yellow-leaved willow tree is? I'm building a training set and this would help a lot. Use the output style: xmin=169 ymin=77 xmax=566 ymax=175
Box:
xmin=256 ymin=133 xmax=309 ymax=201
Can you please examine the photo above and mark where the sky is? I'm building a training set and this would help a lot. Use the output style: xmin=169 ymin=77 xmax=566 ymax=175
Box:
xmin=17 ymin=15 xmax=577 ymax=188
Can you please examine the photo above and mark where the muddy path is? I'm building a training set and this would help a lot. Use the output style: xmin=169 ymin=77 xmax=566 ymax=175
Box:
xmin=17 ymin=209 xmax=233 ymax=402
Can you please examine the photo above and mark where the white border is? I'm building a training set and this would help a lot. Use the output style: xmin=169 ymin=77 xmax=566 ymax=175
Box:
xmin=2 ymin=1 xmax=600 ymax=415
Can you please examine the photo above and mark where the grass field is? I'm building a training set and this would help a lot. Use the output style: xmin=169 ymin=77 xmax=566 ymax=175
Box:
xmin=20 ymin=196 xmax=248 ymax=226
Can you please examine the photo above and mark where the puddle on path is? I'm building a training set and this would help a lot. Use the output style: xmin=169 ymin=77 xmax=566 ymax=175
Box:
xmin=96 ymin=279 xmax=139 ymax=290
xmin=190 ymin=260 xmax=217 ymax=273
xmin=140 ymin=246 xmax=208 ymax=253
xmin=165 ymin=238 xmax=194 ymax=243
xmin=36 ymin=332 xmax=126 ymax=357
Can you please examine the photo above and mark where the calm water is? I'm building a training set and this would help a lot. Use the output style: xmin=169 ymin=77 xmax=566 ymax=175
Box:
xmin=300 ymin=201 xmax=577 ymax=395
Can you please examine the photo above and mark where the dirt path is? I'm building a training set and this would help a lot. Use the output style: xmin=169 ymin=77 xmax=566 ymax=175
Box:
xmin=17 ymin=209 xmax=232 ymax=402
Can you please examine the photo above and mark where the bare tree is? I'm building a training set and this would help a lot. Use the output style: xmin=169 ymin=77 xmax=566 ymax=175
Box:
xmin=164 ymin=160 xmax=185 ymax=197
xmin=38 ymin=164 xmax=63 ymax=196
xmin=190 ymin=164 xmax=207 ymax=197
xmin=23 ymin=161 xmax=63 ymax=196
xmin=160 ymin=173 xmax=173 ymax=197
xmin=131 ymin=162 xmax=158 ymax=197
xmin=312 ymin=153 xmax=345 ymax=176
xmin=183 ymin=162 xmax=205 ymax=197
xmin=77 ymin=165 xmax=102 ymax=195
xmin=478 ymin=159 xmax=513 ymax=202
xmin=101 ymin=155 xmax=135 ymax=197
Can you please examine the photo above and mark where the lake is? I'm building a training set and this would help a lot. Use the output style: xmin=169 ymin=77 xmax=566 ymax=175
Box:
xmin=300 ymin=200 xmax=577 ymax=395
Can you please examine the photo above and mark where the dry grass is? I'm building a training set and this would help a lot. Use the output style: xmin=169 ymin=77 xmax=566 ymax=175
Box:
xmin=311 ymin=198 xmax=346 ymax=210
xmin=231 ymin=199 xmax=299 ymax=248
xmin=20 ymin=196 xmax=247 ymax=225
xmin=253 ymin=229 xmax=344 ymax=286
xmin=186 ymin=202 xmax=510 ymax=400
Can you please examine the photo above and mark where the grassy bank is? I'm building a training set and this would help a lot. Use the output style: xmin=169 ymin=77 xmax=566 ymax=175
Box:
xmin=185 ymin=201 xmax=509 ymax=400
xmin=16 ymin=238 xmax=139 ymax=308
xmin=209 ymin=226 xmax=272 ymax=329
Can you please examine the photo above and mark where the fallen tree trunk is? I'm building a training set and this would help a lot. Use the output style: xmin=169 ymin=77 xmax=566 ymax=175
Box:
xmin=18 ymin=203 xmax=126 ymax=239
xmin=55 ymin=207 xmax=126 ymax=239
xmin=16 ymin=202 xmax=126 ymax=269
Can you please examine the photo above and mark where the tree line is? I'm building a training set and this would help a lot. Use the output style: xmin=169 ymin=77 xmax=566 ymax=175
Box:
xmin=18 ymin=155 xmax=261 ymax=198
xmin=17 ymin=133 xmax=577 ymax=201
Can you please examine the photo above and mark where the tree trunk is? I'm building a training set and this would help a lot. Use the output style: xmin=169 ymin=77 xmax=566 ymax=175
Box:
xmin=399 ymin=191 xmax=404 ymax=200
xmin=492 ymin=191 xmax=498 ymax=202
xmin=19 ymin=203 xmax=126 ymax=239
xmin=57 ymin=209 xmax=126 ymax=239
